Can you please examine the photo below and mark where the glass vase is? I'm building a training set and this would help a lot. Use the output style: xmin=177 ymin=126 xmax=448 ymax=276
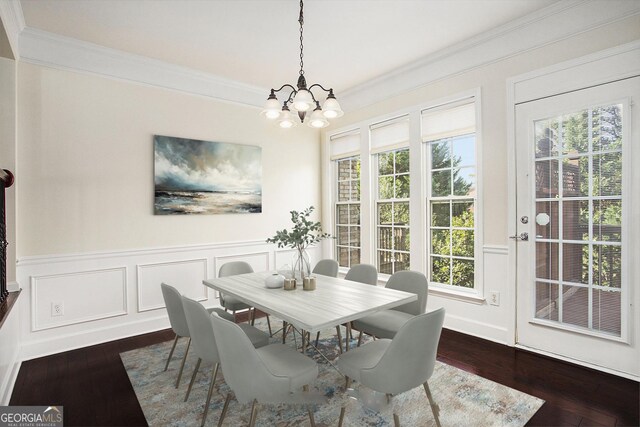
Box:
xmin=292 ymin=247 xmax=311 ymax=281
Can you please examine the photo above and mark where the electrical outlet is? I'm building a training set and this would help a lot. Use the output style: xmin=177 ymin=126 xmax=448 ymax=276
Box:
xmin=51 ymin=301 xmax=64 ymax=317
xmin=488 ymin=291 xmax=500 ymax=306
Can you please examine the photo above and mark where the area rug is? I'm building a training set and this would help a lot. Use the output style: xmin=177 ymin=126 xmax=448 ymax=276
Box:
xmin=121 ymin=321 xmax=543 ymax=426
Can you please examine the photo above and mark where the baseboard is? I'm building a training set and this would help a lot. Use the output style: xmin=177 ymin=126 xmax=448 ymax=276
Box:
xmin=443 ymin=313 xmax=509 ymax=346
xmin=1 ymin=357 xmax=21 ymax=405
xmin=20 ymin=315 xmax=171 ymax=361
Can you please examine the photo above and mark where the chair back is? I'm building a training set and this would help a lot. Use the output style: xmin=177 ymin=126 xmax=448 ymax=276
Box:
xmin=344 ymin=264 xmax=378 ymax=286
xmin=385 ymin=270 xmax=428 ymax=315
xmin=219 ymin=261 xmax=254 ymax=277
xmin=160 ymin=283 xmax=190 ymax=337
xmin=312 ymin=259 xmax=339 ymax=277
xmin=181 ymin=296 xmax=220 ymax=363
xmin=360 ymin=307 xmax=445 ymax=395
xmin=210 ymin=313 xmax=290 ymax=403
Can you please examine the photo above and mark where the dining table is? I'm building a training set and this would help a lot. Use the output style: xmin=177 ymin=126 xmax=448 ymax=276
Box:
xmin=203 ymin=271 xmax=417 ymax=355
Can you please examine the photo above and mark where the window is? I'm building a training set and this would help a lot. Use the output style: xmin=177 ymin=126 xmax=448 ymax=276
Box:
xmin=376 ymin=148 xmax=410 ymax=274
xmin=331 ymin=130 xmax=361 ymax=268
xmin=371 ymin=116 xmax=411 ymax=275
xmin=423 ymin=100 xmax=478 ymax=289
xmin=335 ymin=156 xmax=361 ymax=268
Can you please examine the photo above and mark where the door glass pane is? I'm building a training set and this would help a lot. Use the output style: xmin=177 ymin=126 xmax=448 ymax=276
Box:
xmin=532 ymin=103 xmax=624 ymax=337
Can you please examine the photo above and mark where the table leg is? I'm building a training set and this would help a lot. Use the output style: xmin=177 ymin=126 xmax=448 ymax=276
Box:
xmin=345 ymin=323 xmax=352 ymax=352
xmin=282 ymin=321 xmax=288 ymax=344
xmin=336 ymin=326 xmax=343 ymax=354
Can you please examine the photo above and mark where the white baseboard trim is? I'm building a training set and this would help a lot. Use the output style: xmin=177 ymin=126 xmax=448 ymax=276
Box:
xmin=0 ymin=354 xmax=21 ymax=406
xmin=20 ymin=314 xmax=170 ymax=361
xmin=444 ymin=313 xmax=509 ymax=346
xmin=515 ymin=343 xmax=640 ymax=382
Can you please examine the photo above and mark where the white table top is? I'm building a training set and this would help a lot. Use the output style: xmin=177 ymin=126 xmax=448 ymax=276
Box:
xmin=203 ymin=272 xmax=417 ymax=334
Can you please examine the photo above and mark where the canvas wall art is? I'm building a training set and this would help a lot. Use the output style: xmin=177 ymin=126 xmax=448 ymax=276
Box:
xmin=154 ymin=135 xmax=262 ymax=215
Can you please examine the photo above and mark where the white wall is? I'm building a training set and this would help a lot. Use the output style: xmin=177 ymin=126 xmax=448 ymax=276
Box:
xmin=15 ymin=63 xmax=323 ymax=359
xmin=0 ymin=57 xmax=16 ymax=285
xmin=323 ymin=15 xmax=640 ymax=344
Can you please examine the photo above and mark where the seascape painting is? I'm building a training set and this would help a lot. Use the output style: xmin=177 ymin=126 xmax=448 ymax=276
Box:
xmin=154 ymin=135 xmax=262 ymax=215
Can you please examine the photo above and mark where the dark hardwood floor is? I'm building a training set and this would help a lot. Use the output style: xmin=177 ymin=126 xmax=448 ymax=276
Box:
xmin=10 ymin=323 xmax=639 ymax=426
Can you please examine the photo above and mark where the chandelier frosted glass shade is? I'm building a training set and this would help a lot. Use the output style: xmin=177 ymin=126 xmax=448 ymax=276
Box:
xmin=308 ymin=108 xmax=329 ymax=128
xmin=292 ymin=89 xmax=314 ymax=112
xmin=322 ymin=94 xmax=344 ymax=119
xmin=261 ymin=96 xmax=282 ymax=119
xmin=278 ymin=107 xmax=296 ymax=128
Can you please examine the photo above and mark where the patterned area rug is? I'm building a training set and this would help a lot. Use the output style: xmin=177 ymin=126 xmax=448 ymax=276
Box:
xmin=121 ymin=321 xmax=543 ymax=426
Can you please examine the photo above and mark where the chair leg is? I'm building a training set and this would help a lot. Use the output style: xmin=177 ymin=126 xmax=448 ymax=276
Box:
xmin=315 ymin=331 xmax=320 ymax=348
xmin=248 ymin=399 xmax=259 ymax=427
xmin=357 ymin=330 xmax=364 ymax=347
xmin=184 ymin=358 xmax=202 ymax=401
xmin=423 ymin=382 xmax=442 ymax=427
xmin=201 ymin=363 xmax=219 ymax=427
xmin=303 ymin=385 xmax=316 ymax=427
xmin=282 ymin=321 xmax=288 ymax=344
xmin=338 ymin=407 xmax=346 ymax=427
xmin=164 ymin=335 xmax=179 ymax=371
xmin=217 ymin=393 xmax=232 ymax=427
xmin=336 ymin=326 xmax=343 ymax=354
xmin=266 ymin=314 xmax=273 ymax=337
xmin=393 ymin=413 xmax=400 ymax=427
xmin=251 ymin=308 xmax=256 ymax=325
xmin=175 ymin=338 xmax=191 ymax=388
xmin=344 ymin=376 xmax=351 ymax=389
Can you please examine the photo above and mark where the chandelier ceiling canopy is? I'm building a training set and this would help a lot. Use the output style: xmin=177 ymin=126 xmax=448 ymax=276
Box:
xmin=261 ymin=0 xmax=343 ymax=129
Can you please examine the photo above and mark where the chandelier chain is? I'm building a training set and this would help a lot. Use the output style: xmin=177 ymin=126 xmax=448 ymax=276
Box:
xmin=299 ymin=0 xmax=304 ymax=76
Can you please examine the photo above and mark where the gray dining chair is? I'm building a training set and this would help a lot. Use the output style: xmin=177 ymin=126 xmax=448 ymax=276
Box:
xmin=337 ymin=307 xmax=445 ymax=427
xmin=312 ymin=259 xmax=339 ymax=277
xmin=352 ymin=270 xmax=428 ymax=346
xmin=322 ymin=263 xmax=378 ymax=352
xmin=218 ymin=261 xmax=272 ymax=336
xmin=181 ymin=296 xmax=270 ymax=427
xmin=344 ymin=263 xmax=378 ymax=286
xmin=210 ymin=312 xmax=319 ymax=427
xmin=161 ymin=282 xmax=206 ymax=388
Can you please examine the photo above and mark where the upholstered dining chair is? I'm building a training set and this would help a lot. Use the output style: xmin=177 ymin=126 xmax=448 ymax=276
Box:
xmin=344 ymin=263 xmax=378 ymax=286
xmin=312 ymin=259 xmax=339 ymax=278
xmin=181 ymin=296 xmax=270 ymax=427
xmin=322 ymin=263 xmax=378 ymax=352
xmin=161 ymin=282 xmax=207 ymax=388
xmin=337 ymin=307 xmax=445 ymax=427
xmin=210 ymin=312 xmax=320 ymax=427
xmin=352 ymin=270 xmax=428 ymax=346
xmin=218 ymin=261 xmax=272 ymax=336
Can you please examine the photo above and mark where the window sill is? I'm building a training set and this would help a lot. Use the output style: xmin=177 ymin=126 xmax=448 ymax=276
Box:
xmin=428 ymin=286 xmax=485 ymax=305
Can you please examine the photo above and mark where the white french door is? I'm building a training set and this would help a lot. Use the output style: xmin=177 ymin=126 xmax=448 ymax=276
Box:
xmin=515 ymin=77 xmax=640 ymax=378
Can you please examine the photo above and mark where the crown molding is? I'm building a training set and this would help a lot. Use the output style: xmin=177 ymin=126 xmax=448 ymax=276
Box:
xmin=11 ymin=0 xmax=640 ymax=110
xmin=0 ymin=0 xmax=25 ymax=59
xmin=18 ymin=27 xmax=267 ymax=108
xmin=339 ymin=0 xmax=640 ymax=112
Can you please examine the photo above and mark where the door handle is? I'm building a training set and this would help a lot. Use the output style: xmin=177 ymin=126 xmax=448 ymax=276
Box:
xmin=509 ymin=232 xmax=529 ymax=241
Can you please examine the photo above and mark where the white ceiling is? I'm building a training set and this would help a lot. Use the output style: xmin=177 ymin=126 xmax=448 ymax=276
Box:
xmin=19 ymin=0 xmax=558 ymax=93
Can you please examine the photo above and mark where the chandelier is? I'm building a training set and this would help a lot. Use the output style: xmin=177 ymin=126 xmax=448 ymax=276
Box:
xmin=261 ymin=0 xmax=343 ymax=129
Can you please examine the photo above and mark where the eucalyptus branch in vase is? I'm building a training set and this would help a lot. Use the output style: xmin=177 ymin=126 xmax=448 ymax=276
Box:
xmin=266 ymin=206 xmax=332 ymax=280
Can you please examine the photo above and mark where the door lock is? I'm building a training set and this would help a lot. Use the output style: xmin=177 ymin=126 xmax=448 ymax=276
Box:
xmin=509 ymin=232 xmax=529 ymax=241
xmin=520 ymin=216 xmax=529 ymax=224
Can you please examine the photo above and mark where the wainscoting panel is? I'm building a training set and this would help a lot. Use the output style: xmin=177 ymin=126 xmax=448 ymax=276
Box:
xmin=137 ymin=258 xmax=208 ymax=312
xmin=31 ymin=267 xmax=128 ymax=331
xmin=15 ymin=240 xmax=300 ymax=361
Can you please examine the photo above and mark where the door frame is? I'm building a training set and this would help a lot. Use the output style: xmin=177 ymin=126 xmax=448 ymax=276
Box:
xmin=506 ymin=40 xmax=640 ymax=379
